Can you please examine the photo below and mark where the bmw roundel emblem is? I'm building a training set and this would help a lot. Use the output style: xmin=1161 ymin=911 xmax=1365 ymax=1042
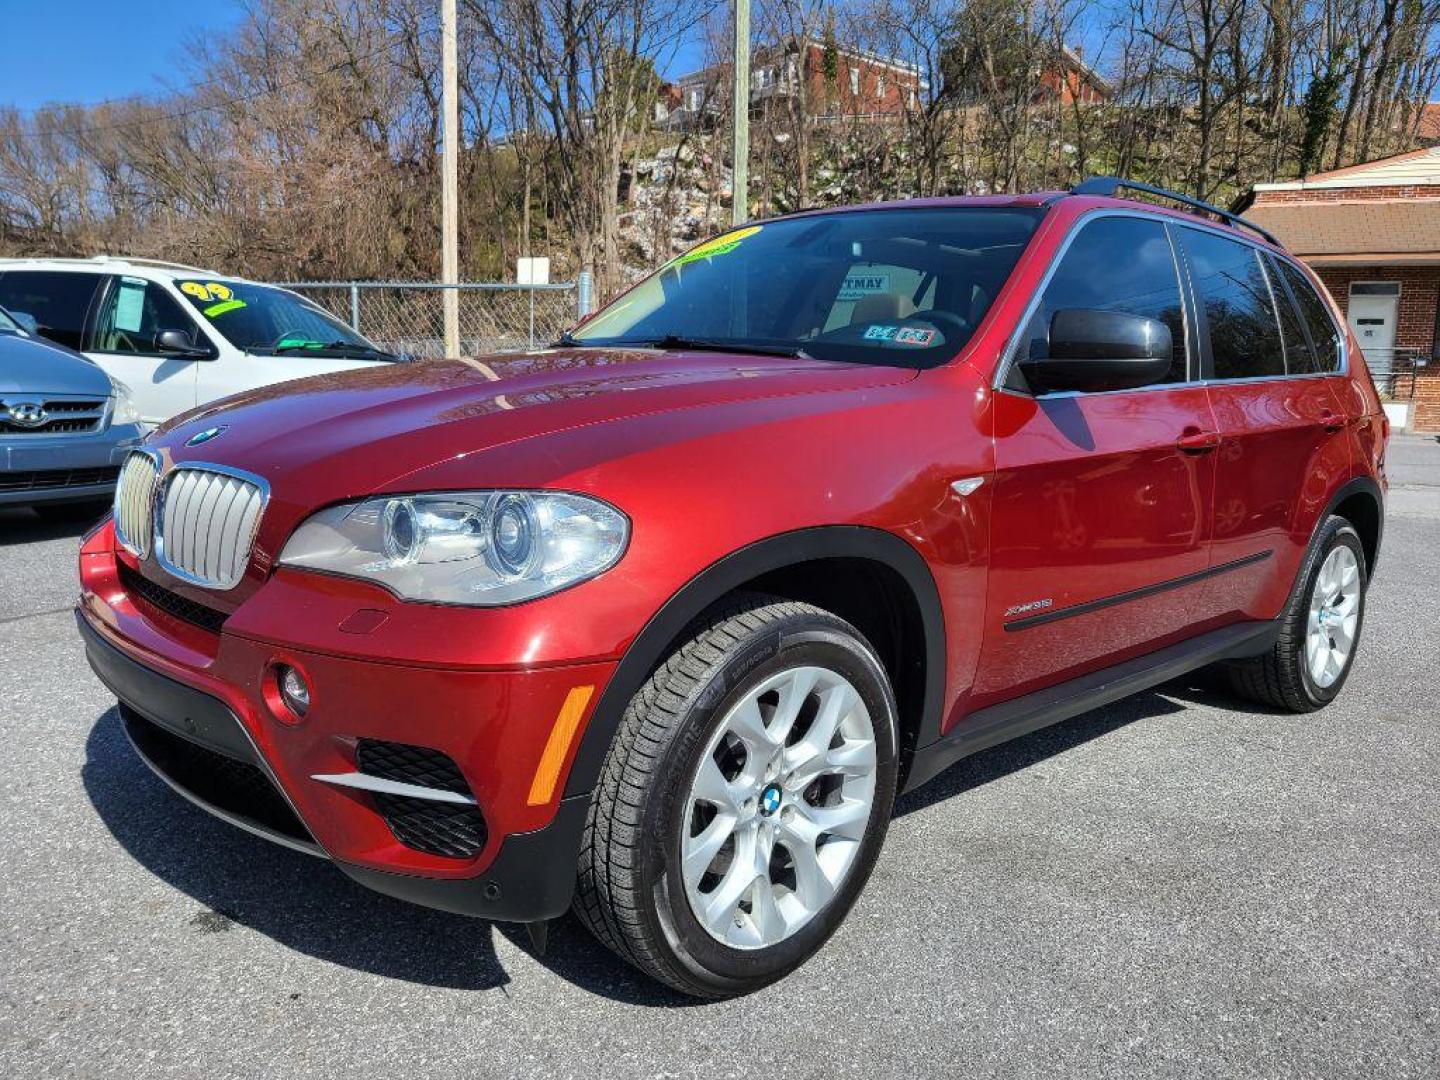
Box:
xmin=186 ymin=425 xmax=227 ymax=446
xmin=760 ymin=785 xmax=782 ymax=816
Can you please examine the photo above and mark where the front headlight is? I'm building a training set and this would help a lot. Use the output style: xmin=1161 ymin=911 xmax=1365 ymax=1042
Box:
xmin=110 ymin=378 xmax=142 ymax=425
xmin=278 ymin=491 xmax=629 ymax=605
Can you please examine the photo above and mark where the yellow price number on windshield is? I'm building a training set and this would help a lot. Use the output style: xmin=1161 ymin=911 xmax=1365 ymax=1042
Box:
xmin=180 ymin=281 xmax=233 ymax=302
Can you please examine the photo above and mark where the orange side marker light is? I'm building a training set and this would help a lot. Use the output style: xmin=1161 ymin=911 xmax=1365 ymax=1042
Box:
xmin=526 ymin=685 xmax=595 ymax=806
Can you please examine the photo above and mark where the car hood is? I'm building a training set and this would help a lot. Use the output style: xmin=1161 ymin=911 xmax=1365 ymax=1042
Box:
xmin=0 ymin=333 xmax=111 ymax=396
xmin=157 ymin=347 xmax=915 ymax=505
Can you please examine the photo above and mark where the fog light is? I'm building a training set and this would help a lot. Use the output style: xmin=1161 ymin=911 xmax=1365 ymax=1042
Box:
xmin=276 ymin=664 xmax=310 ymax=718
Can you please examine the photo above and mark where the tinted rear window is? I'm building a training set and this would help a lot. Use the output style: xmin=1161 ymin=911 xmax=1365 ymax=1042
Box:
xmin=1272 ymin=257 xmax=1342 ymax=374
xmin=0 ymin=271 xmax=103 ymax=351
xmin=1180 ymin=228 xmax=1286 ymax=381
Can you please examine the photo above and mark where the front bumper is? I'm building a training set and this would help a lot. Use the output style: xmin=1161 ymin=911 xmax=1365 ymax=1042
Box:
xmin=77 ymin=526 xmax=616 ymax=922
xmin=1 ymin=422 xmax=144 ymax=506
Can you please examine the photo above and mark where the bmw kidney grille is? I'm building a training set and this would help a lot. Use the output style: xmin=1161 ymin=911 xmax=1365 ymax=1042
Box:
xmin=113 ymin=451 xmax=266 ymax=590
xmin=114 ymin=451 xmax=161 ymax=559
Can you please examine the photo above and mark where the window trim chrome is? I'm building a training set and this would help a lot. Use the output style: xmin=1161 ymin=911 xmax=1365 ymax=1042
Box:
xmin=153 ymin=461 xmax=270 ymax=591
xmin=992 ymin=208 xmax=1349 ymax=399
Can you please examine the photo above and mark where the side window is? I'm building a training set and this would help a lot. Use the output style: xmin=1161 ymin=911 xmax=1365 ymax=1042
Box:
xmin=0 ymin=271 xmax=102 ymax=350
xmin=820 ymin=264 xmax=934 ymax=333
xmin=91 ymin=277 xmax=199 ymax=354
xmin=1272 ymin=257 xmax=1342 ymax=373
xmin=1265 ymin=258 xmax=1316 ymax=374
xmin=1019 ymin=215 xmax=1188 ymax=385
xmin=1179 ymin=228 xmax=1286 ymax=380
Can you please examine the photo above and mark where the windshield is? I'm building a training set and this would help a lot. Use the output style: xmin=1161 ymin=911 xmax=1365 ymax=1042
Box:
xmin=572 ymin=207 xmax=1042 ymax=367
xmin=0 ymin=305 xmax=20 ymax=334
xmin=173 ymin=279 xmax=392 ymax=358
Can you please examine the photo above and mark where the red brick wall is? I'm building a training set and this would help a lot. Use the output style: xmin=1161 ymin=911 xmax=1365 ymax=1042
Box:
xmin=1311 ymin=267 xmax=1440 ymax=352
xmin=1309 ymin=265 xmax=1440 ymax=431
xmin=1254 ymin=185 xmax=1440 ymax=204
xmin=1415 ymin=365 xmax=1440 ymax=431
xmin=1038 ymin=67 xmax=1104 ymax=105
xmin=800 ymin=44 xmax=918 ymax=117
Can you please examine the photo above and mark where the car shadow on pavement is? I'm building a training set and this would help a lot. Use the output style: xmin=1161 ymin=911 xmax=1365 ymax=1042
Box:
xmin=80 ymin=707 xmax=701 ymax=1006
xmin=82 ymin=676 xmax=1259 ymax=1006
xmin=0 ymin=506 xmax=96 ymax=545
xmin=893 ymin=681 xmax=1208 ymax=818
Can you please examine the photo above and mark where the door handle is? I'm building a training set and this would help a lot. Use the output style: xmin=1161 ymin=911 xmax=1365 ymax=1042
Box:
xmin=1176 ymin=429 xmax=1222 ymax=453
xmin=1319 ymin=409 xmax=1346 ymax=432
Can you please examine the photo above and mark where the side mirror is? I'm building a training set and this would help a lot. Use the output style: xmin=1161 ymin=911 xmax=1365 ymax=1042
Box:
xmin=156 ymin=328 xmax=214 ymax=359
xmin=9 ymin=310 xmax=39 ymax=335
xmin=1020 ymin=309 xmax=1173 ymax=394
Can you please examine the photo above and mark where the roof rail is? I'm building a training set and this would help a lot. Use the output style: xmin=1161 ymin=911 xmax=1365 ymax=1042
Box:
xmin=0 ymin=255 xmax=221 ymax=276
xmin=1070 ymin=176 xmax=1282 ymax=247
xmin=92 ymin=255 xmax=219 ymax=276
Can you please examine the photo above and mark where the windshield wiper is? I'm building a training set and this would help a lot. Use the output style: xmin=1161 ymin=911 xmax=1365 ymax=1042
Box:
xmin=617 ymin=334 xmax=815 ymax=360
xmin=269 ymin=339 xmax=396 ymax=360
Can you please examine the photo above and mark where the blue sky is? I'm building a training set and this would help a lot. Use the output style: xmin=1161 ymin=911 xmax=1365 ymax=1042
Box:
xmin=0 ymin=2 xmax=244 ymax=110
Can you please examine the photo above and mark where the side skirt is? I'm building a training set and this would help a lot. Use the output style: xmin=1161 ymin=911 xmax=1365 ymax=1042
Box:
xmin=901 ymin=619 xmax=1278 ymax=794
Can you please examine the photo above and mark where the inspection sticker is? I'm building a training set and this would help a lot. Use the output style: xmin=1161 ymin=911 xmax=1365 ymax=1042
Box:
xmin=863 ymin=324 xmax=936 ymax=346
xmin=894 ymin=326 xmax=935 ymax=346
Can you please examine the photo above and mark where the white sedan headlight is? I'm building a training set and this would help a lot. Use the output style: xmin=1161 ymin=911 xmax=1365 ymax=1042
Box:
xmin=110 ymin=378 xmax=142 ymax=425
xmin=278 ymin=491 xmax=629 ymax=605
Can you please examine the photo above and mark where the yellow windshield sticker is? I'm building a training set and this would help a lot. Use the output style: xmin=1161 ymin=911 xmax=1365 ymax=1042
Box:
xmin=180 ymin=281 xmax=234 ymax=302
xmin=203 ymin=299 xmax=246 ymax=318
xmin=673 ymin=225 xmax=762 ymax=267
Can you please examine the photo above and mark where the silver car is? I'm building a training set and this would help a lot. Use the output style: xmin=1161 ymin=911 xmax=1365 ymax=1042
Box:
xmin=1 ymin=304 xmax=145 ymax=519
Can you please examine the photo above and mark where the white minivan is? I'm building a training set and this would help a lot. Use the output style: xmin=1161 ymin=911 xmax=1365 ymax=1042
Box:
xmin=0 ymin=257 xmax=398 ymax=425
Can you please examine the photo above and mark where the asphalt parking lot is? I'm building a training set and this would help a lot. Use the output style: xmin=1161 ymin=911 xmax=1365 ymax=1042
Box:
xmin=2 ymin=436 xmax=1437 ymax=1079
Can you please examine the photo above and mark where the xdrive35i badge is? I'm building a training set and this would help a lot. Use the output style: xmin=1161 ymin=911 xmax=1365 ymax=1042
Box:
xmin=186 ymin=425 xmax=227 ymax=446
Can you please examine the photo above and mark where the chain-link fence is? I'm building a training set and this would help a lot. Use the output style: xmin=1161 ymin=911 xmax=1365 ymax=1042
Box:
xmin=282 ymin=277 xmax=593 ymax=360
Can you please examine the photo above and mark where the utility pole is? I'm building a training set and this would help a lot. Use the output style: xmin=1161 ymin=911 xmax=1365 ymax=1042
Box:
xmin=731 ymin=0 xmax=750 ymax=226
xmin=441 ymin=0 xmax=461 ymax=357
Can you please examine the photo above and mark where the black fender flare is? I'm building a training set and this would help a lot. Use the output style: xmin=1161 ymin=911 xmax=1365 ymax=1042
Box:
xmin=1319 ymin=474 xmax=1384 ymax=577
xmin=562 ymin=525 xmax=947 ymax=800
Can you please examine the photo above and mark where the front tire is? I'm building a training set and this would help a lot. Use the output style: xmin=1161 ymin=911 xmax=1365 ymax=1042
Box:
xmin=573 ymin=594 xmax=899 ymax=998
xmin=1227 ymin=515 xmax=1367 ymax=712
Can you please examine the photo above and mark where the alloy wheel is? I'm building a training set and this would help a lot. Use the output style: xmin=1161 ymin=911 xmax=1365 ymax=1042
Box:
xmin=680 ymin=665 xmax=878 ymax=949
xmin=1306 ymin=545 xmax=1361 ymax=689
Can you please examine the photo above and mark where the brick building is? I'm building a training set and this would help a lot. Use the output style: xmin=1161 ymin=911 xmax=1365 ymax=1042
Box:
xmin=1242 ymin=147 xmax=1440 ymax=431
xmin=664 ymin=38 xmax=925 ymax=130
xmin=1039 ymin=46 xmax=1110 ymax=105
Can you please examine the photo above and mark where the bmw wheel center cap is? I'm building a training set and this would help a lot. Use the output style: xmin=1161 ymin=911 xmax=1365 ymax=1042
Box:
xmin=759 ymin=784 xmax=782 ymax=816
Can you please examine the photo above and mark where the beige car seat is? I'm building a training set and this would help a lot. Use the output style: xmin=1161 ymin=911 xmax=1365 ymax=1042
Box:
xmin=849 ymin=292 xmax=916 ymax=326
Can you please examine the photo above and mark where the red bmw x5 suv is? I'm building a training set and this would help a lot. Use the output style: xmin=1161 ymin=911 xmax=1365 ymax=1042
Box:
xmin=77 ymin=178 xmax=1387 ymax=998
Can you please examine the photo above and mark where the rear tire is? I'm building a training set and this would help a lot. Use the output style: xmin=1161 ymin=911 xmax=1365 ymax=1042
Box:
xmin=573 ymin=594 xmax=899 ymax=998
xmin=1226 ymin=516 xmax=1367 ymax=713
